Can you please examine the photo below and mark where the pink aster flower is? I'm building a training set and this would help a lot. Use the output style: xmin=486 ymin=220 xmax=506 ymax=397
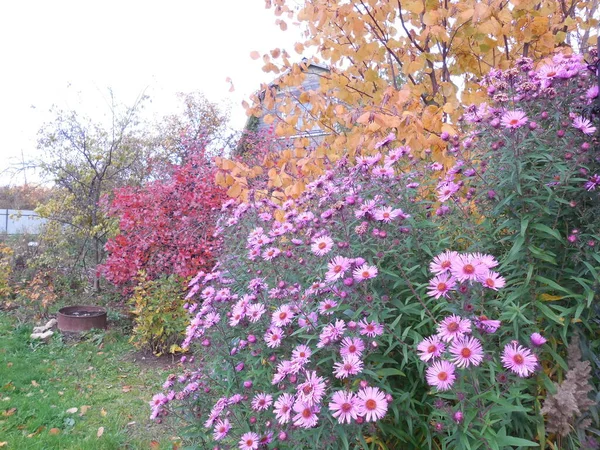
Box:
xmin=292 ymin=344 xmax=312 ymax=364
xmin=262 ymin=247 xmax=281 ymax=260
xmin=298 ymin=311 xmax=318 ymax=329
xmin=333 ymin=354 xmax=364 ymax=379
xmin=427 ymin=273 xmax=456 ymax=299
xmin=372 ymin=166 xmax=395 ymax=178
xmin=449 ymin=336 xmax=484 ymax=368
xmin=585 ymin=174 xmax=600 ymax=191
xmin=264 ymin=326 xmax=284 ymax=348
xmin=359 ymin=319 xmax=384 ymax=337
xmin=374 ymin=132 xmax=395 ymax=149
xmin=436 ymin=314 xmax=472 ymax=342
xmin=587 ymin=85 xmax=599 ymax=100
xmin=325 ymin=255 xmax=352 ymax=282
xmin=272 ymin=304 xmax=295 ymax=327
xmin=356 ymin=386 xmax=388 ymax=422
xmin=273 ymin=393 xmax=294 ymax=424
xmin=353 ymin=263 xmax=378 ymax=282
xmin=311 ymin=236 xmax=334 ymax=256
xmin=573 ymin=115 xmax=597 ymax=135
xmin=478 ymin=270 xmax=506 ymax=290
xmin=501 ymin=342 xmax=537 ymax=377
xmin=247 ymin=303 xmax=266 ymax=322
xmin=426 ymin=360 xmax=457 ymax=391
xmin=292 ymin=401 xmax=320 ymax=428
xmin=318 ymin=299 xmax=338 ymax=315
xmin=317 ymin=319 xmax=346 ymax=348
xmin=530 ymin=332 xmax=547 ymax=347
xmin=450 ymin=254 xmax=486 ymax=283
xmin=501 ymin=110 xmax=528 ymax=129
xmin=430 ymin=250 xmax=459 ymax=274
xmin=436 ymin=181 xmax=460 ymax=202
xmin=329 ymin=390 xmax=359 ymax=424
xmin=373 ymin=206 xmax=404 ymax=223
xmin=272 ymin=360 xmax=292 ymax=384
xmin=469 ymin=252 xmax=499 ymax=269
xmin=296 ymin=371 xmax=327 ymax=406
xmin=417 ymin=335 xmax=446 ymax=362
xmin=475 ymin=316 xmax=501 ymax=334
xmin=213 ymin=418 xmax=231 ymax=441
xmin=340 ymin=337 xmax=365 ymax=358
xmin=251 ymin=393 xmax=273 ymax=411
xmin=239 ymin=431 xmax=260 ymax=450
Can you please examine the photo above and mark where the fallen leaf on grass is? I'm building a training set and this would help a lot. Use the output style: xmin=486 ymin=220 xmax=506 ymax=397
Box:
xmin=100 ymin=408 xmax=107 ymax=417
xmin=31 ymin=380 xmax=39 ymax=387
xmin=121 ymin=385 xmax=132 ymax=393
xmin=0 ymin=442 xmax=7 ymax=447
xmin=65 ymin=407 xmax=78 ymax=414
xmin=79 ymin=405 xmax=91 ymax=416
xmin=6 ymin=362 xmax=12 ymax=368
xmin=150 ymin=441 xmax=159 ymax=449
xmin=97 ymin=426 xmax=104 ymax=438
xmin=49 ymin=428 xmax=60 ymax=435
xmin=27 ymin=426 xmax=45 ymax=438
xmin=2 ymin=408 xmax=16 ymax=417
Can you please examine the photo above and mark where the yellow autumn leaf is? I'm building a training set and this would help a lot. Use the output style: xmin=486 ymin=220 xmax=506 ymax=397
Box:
xmin=227 ymin=183 xmax=242 ymax=199
xmin=539 ymin=293 xmax=563 ymax=302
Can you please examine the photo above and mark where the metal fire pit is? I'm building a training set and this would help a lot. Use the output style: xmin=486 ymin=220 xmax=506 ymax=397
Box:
xmin=57 ymin=305 xmax=107 ymax=332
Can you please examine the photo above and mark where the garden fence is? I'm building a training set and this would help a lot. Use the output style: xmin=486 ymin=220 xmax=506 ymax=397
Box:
xmin=0 ymin=209 xmax=46 ymax=235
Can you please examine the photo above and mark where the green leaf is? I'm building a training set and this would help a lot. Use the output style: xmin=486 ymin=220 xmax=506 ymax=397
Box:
xmin=376 ymin=367 xmax=405 ymax=378
xmin=536 ymin=302 xmax=564 ymax=325
xmin=496 ymin=426 xmax=539 ymax=447
xmin=530 ymin=223 xmax=562 ymax=242
xmin=527 ymin=245 xmax=557 ymax=265
xmin=533 ymin=275 xmax=572 ymax=294
xmin=502 ymin=236 xmax=525 ymax=266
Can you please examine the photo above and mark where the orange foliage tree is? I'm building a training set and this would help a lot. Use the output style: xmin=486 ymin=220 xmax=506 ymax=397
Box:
xmin=216 ymin=0 xmax=598 ymax=202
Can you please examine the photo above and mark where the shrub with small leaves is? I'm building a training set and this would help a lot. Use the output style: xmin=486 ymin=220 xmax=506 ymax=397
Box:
xmin=129 ymin=272 xmax=189 ymax=356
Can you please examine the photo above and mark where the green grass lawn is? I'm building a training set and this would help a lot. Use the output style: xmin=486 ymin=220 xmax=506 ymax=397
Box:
xmin=0 ymin=312 xmax=181 ymax=449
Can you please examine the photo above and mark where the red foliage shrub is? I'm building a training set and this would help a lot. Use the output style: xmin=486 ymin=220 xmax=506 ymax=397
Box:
xmin=101 ymin=147 xmax=226 ymax=285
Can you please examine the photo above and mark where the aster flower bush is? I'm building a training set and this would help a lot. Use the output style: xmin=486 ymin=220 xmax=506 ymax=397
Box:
xmin=148 ymin=52 xmax=600 ymax=449
xmin=441 ymin=52 xmax=600 ymax=447
xmin=148 ymin=148 xmax=488 ymax=448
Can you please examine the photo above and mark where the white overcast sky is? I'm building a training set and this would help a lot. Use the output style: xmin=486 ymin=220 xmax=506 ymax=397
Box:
xmin=0 ymin=0 xmax=304 ymax=184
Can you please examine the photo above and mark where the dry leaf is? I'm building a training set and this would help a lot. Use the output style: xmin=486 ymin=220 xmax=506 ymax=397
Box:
xmin=100 ymin=408 xmax=107 ymax=417
xmin=57 ymin=391 xmax=64 ymax=396
xmin=31 ymin=380 xmax=39 ymax=387
xmin=150 ymin=440 xmax=160 ymax=449
xmin=27 ymin=426 xmax=45 ymax=438
xmin=2 ymin=408 xmax=16 ymax=417
xmin=6 ymin=362 xmax=12 ymax=368
xmin=65 ymin=407 xmax=78 ymax=414
xmin=97 ymin=426 xmax=104 ymax=438
xmin=79 ymin=405 xmax=91 ymax=416
xmin=121 ymin=386 xmax=132 ymax=393
xmin=49 ymin=428 xmax=60 ymax=435
xmin=0 ymin=442 xmax=7 ymax=447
